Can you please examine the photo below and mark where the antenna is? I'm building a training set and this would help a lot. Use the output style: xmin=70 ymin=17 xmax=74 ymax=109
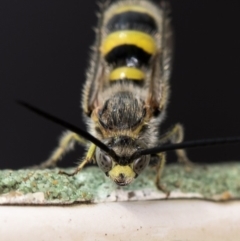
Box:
xmin=140 ymin=136 xmax=240 ymax=155
xmin=17 ymin=100 xmax=113 ymax=155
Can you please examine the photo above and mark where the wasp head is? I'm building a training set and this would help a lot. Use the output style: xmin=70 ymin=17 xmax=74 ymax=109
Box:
xmin=95 ymin=136 xmax=150 ymax=186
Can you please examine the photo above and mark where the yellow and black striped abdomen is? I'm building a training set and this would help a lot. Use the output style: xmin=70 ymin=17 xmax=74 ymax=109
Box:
xmin=101 ymin=6 xmax=158 ymax=83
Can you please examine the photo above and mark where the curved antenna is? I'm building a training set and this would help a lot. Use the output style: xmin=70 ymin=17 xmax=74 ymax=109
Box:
xmin=17 ymin=100 xmax=113 ymax=155
xmin=140 ymin=136 xmax=240 ymax=156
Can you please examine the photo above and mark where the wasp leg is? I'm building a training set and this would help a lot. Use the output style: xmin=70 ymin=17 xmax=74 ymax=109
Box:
xmin=155 ymin=153 xmax=170 ymax=197
xmin=59 ymin=143 xmax=96 ymax=176
xmin=160 ymin=123 xmax=193 ymax=167
xmin=38 ymin=131 xmax=88 ymax=168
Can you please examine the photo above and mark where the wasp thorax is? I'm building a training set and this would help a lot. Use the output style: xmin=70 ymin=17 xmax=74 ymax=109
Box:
xmin=95 ymin=136 xmax=150 ymax=186
xmin=98 ymin=91 xmax=146 ymax=131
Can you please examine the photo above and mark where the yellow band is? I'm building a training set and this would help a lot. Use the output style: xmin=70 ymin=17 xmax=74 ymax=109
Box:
xmin=110 ymin=67 xmax=145 ymax=81
xmin=101 ymin=30 xmax=157 ymax=56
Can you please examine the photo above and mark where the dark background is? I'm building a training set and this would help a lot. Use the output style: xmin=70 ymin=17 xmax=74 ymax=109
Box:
xmin=1 ymin=0 xmax=240 ymax=169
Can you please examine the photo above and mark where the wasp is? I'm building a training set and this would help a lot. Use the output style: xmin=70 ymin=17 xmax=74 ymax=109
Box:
xmin=35 ymin=0 xmax=189 ymax=191
xmin=18 ymin=0 xmax=240 ymax=192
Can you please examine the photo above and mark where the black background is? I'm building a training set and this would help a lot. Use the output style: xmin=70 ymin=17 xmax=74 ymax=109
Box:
xmin=1 ymin=0 xmax=240 ymax=169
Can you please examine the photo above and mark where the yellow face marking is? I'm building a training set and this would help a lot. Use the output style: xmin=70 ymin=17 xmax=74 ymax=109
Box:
xmin=101 ymin=30 xmax=157 ymax=56
xmin=108 ymin=165 xmax=136 ymax=184
xmin=110 ymin=67 xmax=145 ymax=81
xmin=113 ymin=5 xmax=153 ymax=16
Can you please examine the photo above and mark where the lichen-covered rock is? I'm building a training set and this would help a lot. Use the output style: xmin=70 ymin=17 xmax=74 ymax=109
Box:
xmin=0 ymin=163 xmax=240 ymax=204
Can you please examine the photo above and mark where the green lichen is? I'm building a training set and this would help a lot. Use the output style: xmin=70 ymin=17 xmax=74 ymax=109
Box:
xmin=0 ymin=163 xmax=240 ymax=204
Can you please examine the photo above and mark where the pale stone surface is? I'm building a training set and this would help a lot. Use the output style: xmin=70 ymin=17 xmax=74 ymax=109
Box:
xmin=1 ymin=201 xmax=240 ymax=241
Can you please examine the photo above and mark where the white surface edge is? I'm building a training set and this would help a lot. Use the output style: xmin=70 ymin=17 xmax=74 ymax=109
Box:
xmin=1 ymin=200 xmax=240 ymax=241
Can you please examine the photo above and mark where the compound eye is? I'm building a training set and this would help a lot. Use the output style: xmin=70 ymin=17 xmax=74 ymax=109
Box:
xmin=96 ymin=152 xmax=113 ymax=173
xmin=133 ymin=156 xmax=150 ymax=174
